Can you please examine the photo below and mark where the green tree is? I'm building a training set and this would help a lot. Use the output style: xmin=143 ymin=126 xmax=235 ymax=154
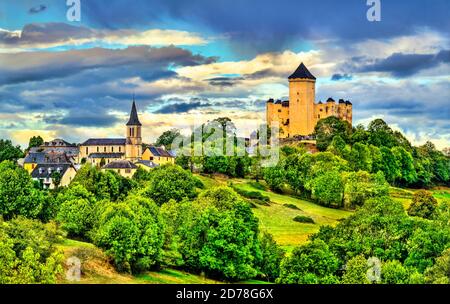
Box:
xmin=27 ymin=136 xmax=44 ymax=150
xmin=278 ymin=239 xmax=339 ymax=284
xmin=379 ymin=146 xmax=401 ymax=183
xmin=348 ymin=142 xmax=372 ymax=172
xmin=407 ymin=190 xmax=438 ymax=219
xmin=392 ymin=146 xmax=417 ymax=186
xmin=0 ymin=161 xmax=44 ymax=219
xmin=314 ymin=117 xmax=352 ymax=151
xmin=263 ymin=163 xmax=286 ymax=193
xmin=94 ymin=195 xmax=164 ymax=273
xmin=155 ymin=128 xmax=181 ymax=150
xmin=256 ymin=232 xmax=285 ymax=282
xmin=342 ymin=254 xmax=370 ymax=284
xmin=0 ymin=139 xmax=23 ymax=162
xmin=311 ymin=170 xmax=344 ymax=207
xmin=56 ymin=198 xmax=93 ymax=237
xmin=178 ymin=187 xmax=261 ymax=281
xmin=381 ymin=260 xmax=409 ymax=284
xmin=424 ymin=248 xmax=450 ymax=284
xmin=342 ymin=171 xmax=389 ymax=209
xmin=144 ymin=165 xmax=198 ymax=205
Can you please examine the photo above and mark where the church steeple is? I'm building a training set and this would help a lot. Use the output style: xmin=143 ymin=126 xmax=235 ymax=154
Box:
xmin=126 ymin=95 xmax=142 ymax=126
xmin=125 ymin=96 xmax=142 ymax=161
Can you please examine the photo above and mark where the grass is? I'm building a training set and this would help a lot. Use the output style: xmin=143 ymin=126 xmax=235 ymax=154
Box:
xmin=228 ymin=179 xmax=352 ymax=250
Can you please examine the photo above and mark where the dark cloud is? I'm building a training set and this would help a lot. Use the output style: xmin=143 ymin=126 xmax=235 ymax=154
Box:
xmin=331 ymin=73 xmax=353 ymax=81
xmin=207 ymin=76 xmax=244 ymax=87
xmin=0 ymin=23 xmax=96 ymax=46
xmin=358 ymin=50 xmax=450 ymax=77
xmin=29 ymin=5 xmax=47 ymax=14
xmin=153 ymin=102 xmax=211 ymax=114
xmin=44 ymin=111 xmax=121 ymax=127
xmin=81 ymin=0 xmax=450 ymax=55
xmin=0 ymin=45 xmax=216 ymax=85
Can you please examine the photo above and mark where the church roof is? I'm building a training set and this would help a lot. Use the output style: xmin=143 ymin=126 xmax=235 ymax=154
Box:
xmin=81 ymin=138 xmax=126 ymax=146
xmin=102 ymin=160 xmax=138 ymax=169
xmin=288 ymin=62 xmax=316 ymax=80
xmin=126 ymin=99 xmax=142 ymax=126
xmin=88 ymin=153 xmax=124 ymax=159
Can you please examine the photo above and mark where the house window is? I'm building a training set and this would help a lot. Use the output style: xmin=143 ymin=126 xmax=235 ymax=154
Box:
xmin=125 ymin=169 xmax=131 ymax=174
xmin=112 ymin=147 xmax=114 ymax=152
xmin=97 ymin=147 xmax=99 ymax=152
xmin=104 ymin=147 xmax=106 ymax=152
xmin=150 ymin=157 xmax=154 ymax=160
xmin=86 ymin=147 xmax=88 ymax=155
xmin=318 ymin=115 xmax=321 ymax=119
xmin=119 ymin=146 xmax=121 ymax=152
xmin=118 ymin=169 xmax=121 ymax=174
xmin=278 ymin=109 xmax=281 ymax=113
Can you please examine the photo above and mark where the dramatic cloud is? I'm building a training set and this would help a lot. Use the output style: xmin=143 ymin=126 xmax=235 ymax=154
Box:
xmin=357 ymin=50 xmax=450 ymax=77
xmin=0 ymin=23 xmax=208 ymax=49
xmin=0 ymin=45 xmax=216 ymax=85
xmin=153 ymin=101 xmax=211 ymax=114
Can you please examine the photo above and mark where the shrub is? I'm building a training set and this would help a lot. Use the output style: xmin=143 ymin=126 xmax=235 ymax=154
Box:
xmin=293 ymin=215 xmax=315 ymax=224
xmin=407 ymin=190 xmax=438 ymax=219
xmin=284 ymin=203 xmax=301 ymax=210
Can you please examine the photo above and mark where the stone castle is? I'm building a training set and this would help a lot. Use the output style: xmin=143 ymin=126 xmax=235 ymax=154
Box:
xmin=266 ymin=62 xmax=352 ymax=138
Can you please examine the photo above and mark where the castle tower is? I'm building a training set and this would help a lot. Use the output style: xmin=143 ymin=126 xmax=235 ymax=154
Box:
xmin=125 ymin=97 xmax=142 ymax=161
xmin=288 ymin=62 xmax=316 ymax=136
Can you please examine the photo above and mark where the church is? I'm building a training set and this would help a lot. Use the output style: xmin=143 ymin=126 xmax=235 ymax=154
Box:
xmin=78 ymin=98 xmax=174 ymax=177
xmin=266 ymin=62 xmax=353 ymax=138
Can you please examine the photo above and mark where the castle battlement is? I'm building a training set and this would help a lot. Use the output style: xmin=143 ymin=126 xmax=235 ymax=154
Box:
xmin=266 ymin=62 xmax=352 ymax=138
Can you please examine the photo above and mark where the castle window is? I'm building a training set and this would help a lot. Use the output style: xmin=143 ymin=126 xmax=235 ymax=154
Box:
xmin=297 ymin=92 xmax=299 ymax=95
xmin=278 ymin=109 xmax=281 ymax=113
xmin=318 ymin=115 xmax=321 ymax=119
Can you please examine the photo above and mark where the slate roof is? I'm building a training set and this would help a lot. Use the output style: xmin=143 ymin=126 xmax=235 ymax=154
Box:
xmin=88 ymin=153 xmax=124 ymax=159
xmin=43 ymin=139 xmax=75 ymax=147
xmin=147 ymin=146 xmax=173 ymax=158
xmin=31 ymin=164 xmax=72 ymax=179
xmin=81 ymin=138 xmax=126 ymax=146
xmin=346 ymin=100 xmax=353 ymax=105
xmin=327 ymin=97 xmax=335 ymax=102
xmin=24 ymin=152 xmax=72 ymax=164
xmin=126 ymin=100 xmax=142 ymax=126
xmin=288 ymin=62 xmax=316 ymax=80
xmin=137 ymin=160 xmax=159 ymax=168
xmin=339 ymin=99 xmax=346 ymax=104
xmin=102 ymin=160 xmax=138 ymax=169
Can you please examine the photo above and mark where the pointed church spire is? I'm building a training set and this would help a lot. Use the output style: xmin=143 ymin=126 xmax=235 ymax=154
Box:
xmin=288 ymin=62 xmax=316 ymax=80
xmin=126 ymin=96 xmax=142 ymax=126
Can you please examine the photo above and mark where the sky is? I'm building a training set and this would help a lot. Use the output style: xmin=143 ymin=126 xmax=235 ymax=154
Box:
xmin=0 ymin=0 xmax=449 ymax=149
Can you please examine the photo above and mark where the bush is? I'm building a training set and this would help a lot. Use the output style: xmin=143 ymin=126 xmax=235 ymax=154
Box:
xmin=283 ymin=203 xmax=301 ymax=210
xmin=293 ymin=215 xmax=315 ymax=224
xmin=408 ymin=190 xmax=438 ymax=219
